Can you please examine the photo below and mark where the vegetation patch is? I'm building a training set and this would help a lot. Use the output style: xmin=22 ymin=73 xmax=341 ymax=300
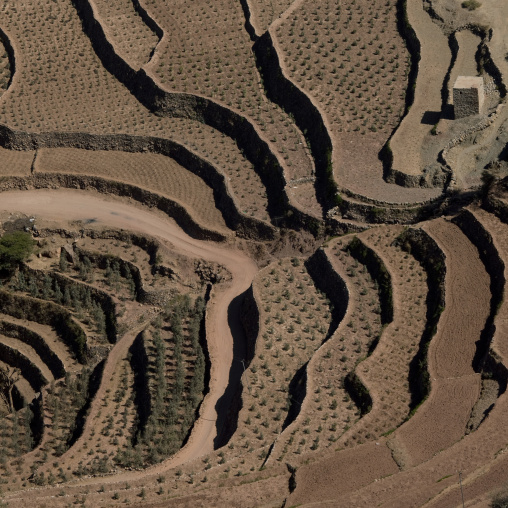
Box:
xmin=461 ymin=0 xmax=482 ymax=11
xmin=119 ymin=295 xmax=207 ymax=467
xmin=0 ymin=232 xmax=35 ymax=277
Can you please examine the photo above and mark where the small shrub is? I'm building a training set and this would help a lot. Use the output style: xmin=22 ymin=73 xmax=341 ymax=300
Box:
xmin=491 ymin=491 xmax=508 ymax=508
xmin=461 ymin=0 xmax=481 ymax=9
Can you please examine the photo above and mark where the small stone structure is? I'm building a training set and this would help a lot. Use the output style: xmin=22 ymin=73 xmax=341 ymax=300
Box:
xmin=453 ymin=76 xmax=485 ymax=119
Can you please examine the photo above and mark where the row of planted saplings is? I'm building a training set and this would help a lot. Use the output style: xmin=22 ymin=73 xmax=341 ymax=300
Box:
xmin=0 ymin=249 xmax=144 ymax=472
xmin=106 ymin=294 xmax=207 ymax=470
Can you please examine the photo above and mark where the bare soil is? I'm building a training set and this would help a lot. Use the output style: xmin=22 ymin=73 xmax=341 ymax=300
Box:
xmin=390 ymin=0 xmax=451 ymax=177
xmin=337 ymin=226 xmax=428 ymax=446
xmin=424 ymin=218 xmax=490 ymax=379
xmin=35 ymin=147 xmax=230 ymax=233
xmin=0 ymin=189 xmax=258 ymax=470
xmin=289 ymin=441 xmax=399 ymax=506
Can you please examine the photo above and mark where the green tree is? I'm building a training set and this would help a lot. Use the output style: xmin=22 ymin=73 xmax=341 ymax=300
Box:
xmin=0 ymin=231 xmax=35 ymax=276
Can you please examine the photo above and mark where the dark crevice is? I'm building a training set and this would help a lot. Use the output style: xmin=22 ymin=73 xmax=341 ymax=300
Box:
xmin=131 ymin=0 xmax=163 ymax=40
xmin=280 ymin=363 xmax=307 ymax=432
xmin=239 ymin=0 xmax=258 ymax=42
xmin=67 ymin=359 xmax=105 ymax=448
xmin=253 ymin=33 xmax=336 ymax=214
xmin=0 ymin=26 xmax=15 ymax=91
xmin=213 ymin=287 xmax=254 ymax=449
xmin=274 ymin=252 xmax=349 ymax=436
xmin=346 ymin=237 xmax=394 ymax=325
xmin=304 ymin=249 xmax=348 ymax=337
xmin=344 ymin=371 xmax=372 ymax=417
xmin=380 ymin=0 xmax=421 ymax=184
xmin=451 ymin=210 xmax=508 ymax=419
xmin=180 ymin=285 xmax=212 ymax=449
xmin=396 ymin=228 xmax=446 ymax=412
xmin=442 ymin=32 xmax=460 ymax=110
xmin=129 ymin=331 xmax=150 ymax=444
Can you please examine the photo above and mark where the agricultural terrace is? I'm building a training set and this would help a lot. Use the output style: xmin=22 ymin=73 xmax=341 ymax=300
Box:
xmin=277 ymin=0 xmax=408 ymax=136
xmin=0 ymin=0 xmax=508 ymax=504
xmin=91 ymin=0 xmax=160 ymax=69
xmin=35 ymin=148 xmax=230 ymax=233
xmin=225 ymin=257 xmax=334 ymax=467
xmin=274 ymin=0 xmax=414 ymax=199
xmin=143 ymin=0 xmax=315 ymax=182
xmin=389 ymin=218 xmax=490 ymax=468
xmin=0 ymin=0 xmax=169 ymax=133
xmin=0 ymin=147 xmax=33 ymax=176
xmin=0 ymin=222 xmax=216 ymax=489
xmin=274 ymin=237 xmax=384 ymax=459
xmin=38 ymin=296 xmax=207 ymax=478
xmin=0 ymin=0 xmax=279 ymax=224
xmin=248 ymin=0 xmax=294 ymax=34
xmin=337 ymin=226 xmax=428 ymax=448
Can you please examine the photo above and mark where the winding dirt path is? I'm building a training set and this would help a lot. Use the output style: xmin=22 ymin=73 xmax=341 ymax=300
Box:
xmin=0 ymin=189 xmax=258 ymax=475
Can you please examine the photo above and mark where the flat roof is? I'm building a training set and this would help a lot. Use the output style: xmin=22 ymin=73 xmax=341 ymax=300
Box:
xmin=453 ymin=76 xmax=484 ymax=89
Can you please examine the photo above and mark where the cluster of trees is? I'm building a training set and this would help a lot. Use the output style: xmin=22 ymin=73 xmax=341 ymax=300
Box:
xmin=0 ymin=405 xmax=34 ymax=461
xmin=64 ymin=252 xmax=137 ymax=300
xmin=0 ymin=232 xmax=35 ymax=277
xmin=14 ymin=270 xmax=108 ymax=338
xmin=45 ymin=370 xmax=91 ymax=457
xmin=104 ymin=259 xmax=136 ymax=298
xmin=119 ymin=296 xmax=206 ymax=467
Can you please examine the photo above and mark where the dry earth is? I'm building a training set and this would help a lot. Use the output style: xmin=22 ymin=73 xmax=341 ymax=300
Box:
xmin=0 ymin=0 xmax=508 ymax=505
xmin=0 ymin=190 xmax=257 ymax=467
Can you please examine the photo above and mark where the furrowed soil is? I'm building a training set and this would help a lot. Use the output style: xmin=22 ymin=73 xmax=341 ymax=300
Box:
xmin=2 ymin=0 xmax=508 ymax=504
xmin=389 ymin=218 xmax=489 ymax=467
xmin=35 ymin=148 xmax=229 ymax=233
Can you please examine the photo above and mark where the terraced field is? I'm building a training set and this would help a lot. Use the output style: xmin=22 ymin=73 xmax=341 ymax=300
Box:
xmin=0 ymin=0 xmax=507 ymax=506
xmin=35 ymin=148 xmax=230 ymax=233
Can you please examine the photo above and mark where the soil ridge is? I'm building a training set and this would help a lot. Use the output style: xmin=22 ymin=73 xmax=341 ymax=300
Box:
xmin=71 ymin=0 xmax=320 ymax=231
xmin=0 ymin=125 xmax=276 ymax=239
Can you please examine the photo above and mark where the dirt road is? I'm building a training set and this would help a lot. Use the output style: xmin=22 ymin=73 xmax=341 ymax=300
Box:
xmin=0 ymin=189 xmax=259 ymax=471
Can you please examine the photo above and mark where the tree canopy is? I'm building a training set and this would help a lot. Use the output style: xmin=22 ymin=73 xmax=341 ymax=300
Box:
xmin=0 ymin=231 xmax=35 ymax=275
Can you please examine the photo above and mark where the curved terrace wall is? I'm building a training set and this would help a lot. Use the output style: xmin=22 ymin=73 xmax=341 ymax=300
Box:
xmin=0 ymin=290 xmax=88 ymax=364
xmin=0 ymin=26 xmax=15 ymax=93
xmin=453 ymin=209 xmax=506 ymax=371
xmin=73 ymin=247 xmax=144 ymax=301
xmin=253 ymin=32 xmax=337 ymax=211
xmin=71 ymin=0 xmax=320 ymax=233
xmin=131 ymin=0 xmax=163 ymax=44
xmin=24 ymin=266 xmax=118 ymax=345
xmin=266 ymin=247 xmax=353 ymax=462
xmin=347 ymin=237 xmax=394 ymax=324
xmin=0 ymin=125 xmax=275 ymax=240
xmin=396 ymin=226 xmax=446 ymax=409
xmin=0 ymin=342 xmax=48 ymax=393
xmin=0 ymin=321 xmax=66 ymax=380
xmin=305 ymin=248 xmax=349 ymax=327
